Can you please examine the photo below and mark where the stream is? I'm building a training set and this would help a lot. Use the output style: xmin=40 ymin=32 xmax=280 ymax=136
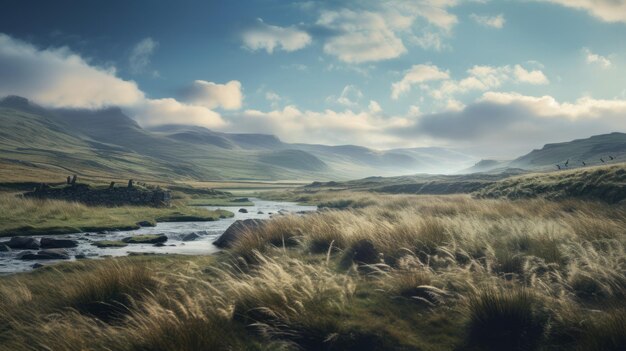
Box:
xmin=0 ymin=198 xmax=317 ymax=275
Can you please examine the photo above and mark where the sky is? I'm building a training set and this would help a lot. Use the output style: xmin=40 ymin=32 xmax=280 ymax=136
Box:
xmin=0 ymin=0 xmax=625 ymax=158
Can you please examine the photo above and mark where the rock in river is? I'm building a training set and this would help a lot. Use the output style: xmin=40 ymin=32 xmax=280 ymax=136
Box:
xmin=182 ymin=233 xmax=200 ymax=242
xmin=40 ymin=238 xmax=79 ymax=248
xmin=122 ymin=234 xmax=168 ymax=244
xmin=238 ymin=208 xmax=248 ymax=213
xmin=18 ymin=249 xmax=70 ymax=260
xmin=7 ymin=237 xmax=40 ymax=250
xmin=213 ymin=219 xmax=266 ymax=248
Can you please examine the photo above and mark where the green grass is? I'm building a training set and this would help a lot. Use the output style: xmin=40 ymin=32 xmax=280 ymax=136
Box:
xmin=187 ymin=197 xmax=254 ymax=207
xmin=0 ymin=194 xmax=233 ymax=237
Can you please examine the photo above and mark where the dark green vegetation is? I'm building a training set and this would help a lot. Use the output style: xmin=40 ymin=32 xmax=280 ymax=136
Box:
xmin=0 ymin=96 xmax=478 ymax=181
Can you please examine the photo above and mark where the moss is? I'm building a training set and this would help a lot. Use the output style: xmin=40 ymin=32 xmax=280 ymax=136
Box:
xmin=92 ymin=240 xmax=128 ymax=248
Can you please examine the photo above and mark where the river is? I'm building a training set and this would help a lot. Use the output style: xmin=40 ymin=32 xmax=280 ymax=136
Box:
xmin=0 ymin=198 xmax=317 ymax=275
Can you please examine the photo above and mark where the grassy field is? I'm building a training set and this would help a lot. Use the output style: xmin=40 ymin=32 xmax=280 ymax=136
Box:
xmin=0 ymin=189 xmax=624 ymax=350
xmin=0 ymin=194 xmax=233 ymax=236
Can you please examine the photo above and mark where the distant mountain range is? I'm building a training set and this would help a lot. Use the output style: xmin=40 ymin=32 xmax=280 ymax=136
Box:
xmin=2 ymin=96 xmax=625 ymax=181
xmin=0 ymin=96 xmax=476 ymax=181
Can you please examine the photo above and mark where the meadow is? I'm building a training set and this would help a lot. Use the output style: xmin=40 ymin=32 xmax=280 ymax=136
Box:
xmin=0 ymin=190 xmax=624 ymax=350
xmin=0 ymin=193 xmax=233 ymax=236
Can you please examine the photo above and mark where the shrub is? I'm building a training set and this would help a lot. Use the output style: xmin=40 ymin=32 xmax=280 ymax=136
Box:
xmin=464 ymin=288 xmax=547 ymax=351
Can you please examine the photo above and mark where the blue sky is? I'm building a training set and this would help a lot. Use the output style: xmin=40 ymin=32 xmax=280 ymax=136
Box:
xmin=1 ymin=0 xmax=626 ymax=157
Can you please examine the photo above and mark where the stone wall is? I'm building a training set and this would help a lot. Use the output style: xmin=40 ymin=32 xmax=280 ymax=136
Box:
xmin=24 ymin=183 xmax=171 ymax=207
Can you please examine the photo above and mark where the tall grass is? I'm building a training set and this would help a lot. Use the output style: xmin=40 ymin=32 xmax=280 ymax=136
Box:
xmin=0 ymin=192 xmax=624 ymax=350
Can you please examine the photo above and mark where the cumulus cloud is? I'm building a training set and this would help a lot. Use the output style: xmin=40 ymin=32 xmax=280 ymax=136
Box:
xmin=538 ymin=0 xmax=626 ymax=23
xmin=130 ymin=98 xmax=226 ymax=128
xmin=391 ymin=64 xmax=450 ymax=99
xmin=0 ymin=33 xmax=226 ymax=128
xmin=428 ymin=63 xmax=549 ymax=100
xmin=180 ymin=80 xmax=243 ymax=110
xmin=0 ymin=33 xmax=144 ymax=109
xmin=242 ymin=19 xmax=311 ymax=53
xmin=317 ymin=9 xmax=407 ymax=63
xmin=583 ymin=48 xmax=612 ymax=68
xmin=129 ymin=37 xmax=158 ymax=74
xmin=513 ymin=65 xmax=549 ymax=84
xmin=392 ymin=92 xmax=626 ymax=156
xmin=316 ymin=1 xmax=464 ymax=63
xmin=470 ymin=14 xmax=505 ymax=28
xmin=223 ymin=105 xmax=412 ymax=147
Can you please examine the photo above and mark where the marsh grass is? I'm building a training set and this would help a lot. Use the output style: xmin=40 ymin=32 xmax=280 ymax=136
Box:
xmin=0 ymin=193 xmax=232 ymax=236
xmin=1 ymin=192 xmax=625 ymax=350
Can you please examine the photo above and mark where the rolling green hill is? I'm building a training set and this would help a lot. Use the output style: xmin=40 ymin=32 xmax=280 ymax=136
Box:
xmin=0 ymin=96 xmax=476 ymax=182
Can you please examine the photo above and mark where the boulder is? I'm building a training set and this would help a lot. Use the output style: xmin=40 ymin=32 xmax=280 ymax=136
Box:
xmin=136 ymin=220 xmax=155 ymax=227
xmin=17 ymin=249 xmax=69 ymax=260
xmin=75 ymin=254 xmax=87 ymax=259
xmin=7 ymin=237 xmax=40 ymax=250
xmin=37 ymin=249 xmax=70 ymax=260
xmin=238 ymin=208 xmax=248 ymax=213
xmin=257 ymin=211 xmax=264 ymax=214
xmin=92 ymin=240 xmax=128 ymax=248
xmin=182 ymin=233 xmax=200 ymax=242
xmin=17 ymin=251 xmax=39 ymax=260
xmin=153 ymin=242 xmax=166 ymax=247
xmin=32 ymin=263 xmax=44 ymax=269
xmin=40 ymin=238 xmax=79 ymax=248
xmin=122 ymin=234 xmax=168 ymax=244
xmin=213 ymin=219 xmax=266 ymax=248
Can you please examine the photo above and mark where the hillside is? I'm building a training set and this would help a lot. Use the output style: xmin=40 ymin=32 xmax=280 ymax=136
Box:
xmin=0 ymin=96 xmax=476 ymax=181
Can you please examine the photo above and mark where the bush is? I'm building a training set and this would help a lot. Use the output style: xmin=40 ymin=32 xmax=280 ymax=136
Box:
xmin=464 ymin=288 xmax=547 ymax=351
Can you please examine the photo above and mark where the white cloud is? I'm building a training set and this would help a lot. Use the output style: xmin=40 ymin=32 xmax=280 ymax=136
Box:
xmin=429 ymin=64 xmax=549 ymax=99
xmin=0 ymin=33 xmax=144 ymax=109
xmin=391 ymin=64 xmax=450 ymax=99
xmin=583 ymin=48 xmax=612 ymax=68
xmin=328 ymin=85 xmax=363 ymax=107
xmin=369 ymin=100 xmax=383 ymax=114
xmin=513 ymin=65 xmax=549 ymax=84
xmin=317 ymin=9 xmax=407 ymax=63
xmin=129 ymin=37 xmax=158 ymax=74
xmin=130 ymin=98 xmax=226 ymax=128
xmin=225 ymin=105 xmax=411 ymax=147
xmin=242 ymin=19 xmax=311 ymax=53
xmin=470 ymin=14 xmax=505 ymax=28
xmin=315 ymin=1 xmax=465 ymax=62
xmin=0 ymin=33 xmax=226 ymax=128
xmin=480 ymin=92 xmax=626 ymax=119
xmin=181 ymin=80 xmax=243 ymax=110
xmin=538 ymin=0 xmax=626 ymax=23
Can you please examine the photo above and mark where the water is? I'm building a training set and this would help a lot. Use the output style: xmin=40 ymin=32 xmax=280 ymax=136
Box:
xmin=0 ymin=198 xmax=316 ymax=275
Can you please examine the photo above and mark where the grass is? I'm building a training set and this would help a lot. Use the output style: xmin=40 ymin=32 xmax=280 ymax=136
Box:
xmin=0 ymin=193 xmax=233 ymax=237
xmin=0 ymin=189 xmax=624 ymax=350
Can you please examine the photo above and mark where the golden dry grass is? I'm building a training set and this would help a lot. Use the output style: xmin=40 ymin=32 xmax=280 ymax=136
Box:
xmin=0 ymin=192 xmax=624 ymax=350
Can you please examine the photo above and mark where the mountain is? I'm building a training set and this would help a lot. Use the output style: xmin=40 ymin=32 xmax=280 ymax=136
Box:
xmin=0 ymin=96 xmax=476 ymax=181
xmin=509 ymin=132 xmax=626 ymax=170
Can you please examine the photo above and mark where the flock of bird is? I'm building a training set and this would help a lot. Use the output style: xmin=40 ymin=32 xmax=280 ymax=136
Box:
xmin=556 ymin=155 xmax=615 ymax=170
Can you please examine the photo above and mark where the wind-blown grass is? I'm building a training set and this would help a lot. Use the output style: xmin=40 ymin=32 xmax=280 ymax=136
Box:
xmin=0 ymin=192 xmax=624 ymax=350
